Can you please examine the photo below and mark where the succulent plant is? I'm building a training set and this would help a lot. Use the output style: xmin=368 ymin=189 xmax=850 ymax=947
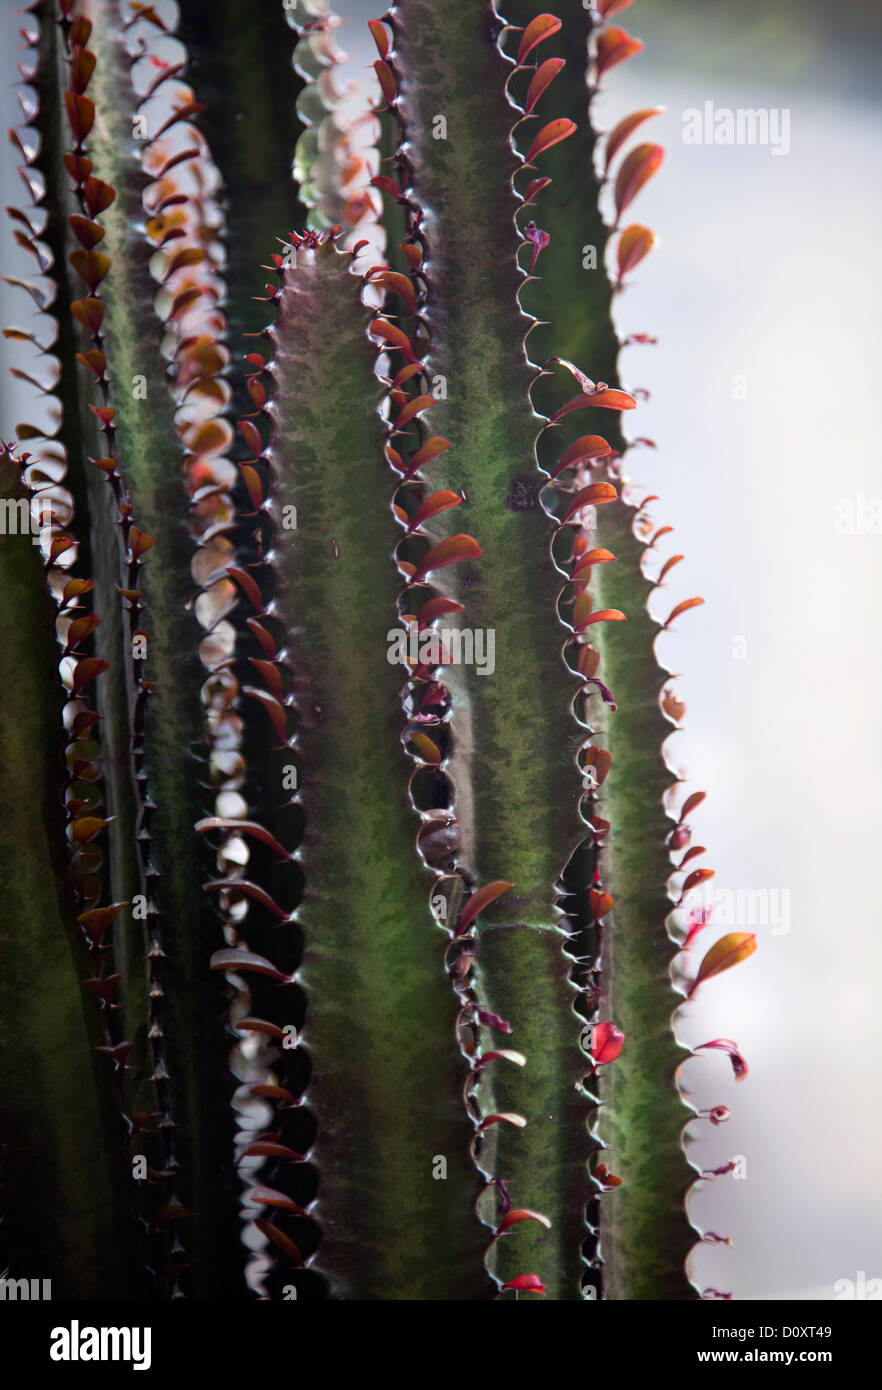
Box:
xmin=0 ymin=0 xmax=756 ymax=1301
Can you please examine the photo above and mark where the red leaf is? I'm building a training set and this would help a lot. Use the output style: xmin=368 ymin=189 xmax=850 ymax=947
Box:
xmin=71 ymin=296 xmax=104 ymax=334
xmin=560 ymin=481 xmax=617 ymax=523
xmin=196 ymin=818 xmax=291 ymax=860
xmin=525 ymin=118 xmax=576 ymax=165
xmin=657 ymin=553 xmax=685 ymax=584
xmin=417 ymin=597 xmax=465 ymax=626
xmin=69 ymin=249 xmax=110 ymax=293
xmin=479 ymin=1112 xmax=527 ymax=1131
xmin=663 ymin=596 xmax=704 ymax=629
xmin=502 ymin=1273 xmax=546 ymax=1295
xmin=204 ymin=878 xmax=288 ymax=920
xmin=614 ymin=143 xmax=664 ymax=221
xmin=605 ymin=107 xmax=665 ymax=171
xmin=679 ymin=790 xmax=706 ymax=822
xmin=409 ymin=490 xmax=462 ymax=530
xmin=255 ymin=1219 xmax=303 ymax=1265
xmin=71 ymin=656 xmax=108 ymax=693
xmin=394 ymin=394 xmax=434 ymax=430
xmin=374 ymin=59 xmax=397 ymax=106
xmin=551 ymin=434 xmax=611 ymax=479
xmin=64 ymin=91 xmax=94 ymax=144
xmin=68 ymin=214 xmax=104 ymax=250
xmin=210 ymin=949 xmax=291 ymax=983
xmin=524 ymin=57 xmax=565 ymax=114
xmin=695 ymin=1038 xmax=749 ymax=1082
xmin=688 ymin=934 xmax=757 ymax=998
xmin=497 ymin=1208 xmax=552 ymax=1234
xmin=226 ymin=565 xmax=264 ymax=612
xmin=456 ymin=881 xmax=513 ymax=937
xmin=247 ymin=1185 xmax=303 ymax=1214
xmin=243 ymin=687 xmax=288 ymax=743
xmin=617 ymin=224 xmax=656 ymax=278
xmin=405 ymin=436 xmax=452 ymax=479
xmin=598 ymin=0 xmax=635 ymax=14
xmin=83 ymin=176 xmax=115 ymax=217
xmin=595 ymin=27 xmax=643 ymax=78
xmin=678 ymin=867 xmax=714 ymax=903
xmin=367 ymin=19 xmax=389 ymax=60
xmin=366 ymin=268 xmax=415 ymax=312
xmin=590 ymin=1021 xmax=625 ymax=1065
xmin=550 ymin=388 xmax=637 ymax=423
xmin=369 ymin=317 xmax=416 ymax=361
xmin=517 ymin=14 xmax=561 ymax=64
xmin=407 ymin=534 xmax=481 ymax=585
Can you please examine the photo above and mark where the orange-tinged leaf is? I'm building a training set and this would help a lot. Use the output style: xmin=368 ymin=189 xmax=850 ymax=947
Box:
xmin=410 ymin=731 xmax=442 ymax=765
xmin=456 ymin=880 xmax=513 ymax=937
xmin=247 ymin=1186 xmax=303 ymax=1213
xmin=572 ymin=548 xmax=615 ymax=578
xmin=589 ymin=890 xmax=615 ymax=921
xmin=369 ymin=317 xmax=416 ymax=361
xmin=605 ymin=107 xmax=664 ymax=171
xmin=238 ymin=419 xmax=263 ymax=457
xmin=418 ymin=597 xmax=465 ymax=626
xmin=551 ymin=434 xmax=611 ymax=478
xmin=679 ymin=867 xmax=715 ymax=902
xmin=617 ymin=224 xmax=656 ymax=278
xmin=595 ymin=26 xmax=643 ymax=78
xmin=368 ymin=19 xmax=389 ymax=59
xmin=394 ymin=394 xmax=434 ymax=430
xmin=69 ymin=249 xmax=110 ymax=293
xmin=409 ymin=490 xmax=462 ymax=530
xmin=598 ymin=0 xmax=635 ymax=15
xmin=71 ymin=296 xmax=104 ymax=334
xmin=662 ymin=691 xmax=686 ymax=722
xmin=614 ymin=143 xmax=664 ymax=220
xmin=657 ymin=553 xmax=685 ymax=584
xmin=240 ymin=464 xmax=264 ymax=510
xmin=550 ymin=388 xmax=637 ymax=423
xmin=64 ymin=613 xmax=100 ymax=651
xmin=663 ymin=596 xmax=704 ymax=628
xmin=68 ymin=214 xmax=104 ymax=250
xmin=71 ymin=815 xmax=108 ymax=844
xmin=408 ymin=534 xmax=481 ymax=585
xmin=367 ymin=268 xmax=415 ymax=312
xmin=689 ymin=933 xmax=757 ymax=997
xmin=405 ymin=435 xmax=452 ymax=479
xmin=517 ymin=14 xmax=561 ymax=64
xmin=583 ymin=745 xmax=612 ymax=785
xmin=254 ymin=1219 xmax=303 ymax=1265
xmin=374 ymin=59 xmax=397 ymax=106
xmin=129 ymin=526 xmax=155 ymax=561
xmin=71 ymin=656 xmax=108 ymax=693
xmin=561 ymin=481 xmax=617 ymax=523
xmin=525 ymin=117 xmax=576 ymax=164
xmin=523 ymin=57 xmax=565 ymax=114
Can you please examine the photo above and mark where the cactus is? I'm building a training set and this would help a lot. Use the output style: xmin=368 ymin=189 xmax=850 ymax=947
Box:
xmin=0 ymin=0 xmax=756 ymax=1301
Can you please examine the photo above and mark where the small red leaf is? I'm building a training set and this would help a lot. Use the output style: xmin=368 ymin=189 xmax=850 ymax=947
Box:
xmin=210 ymin=948 xmax=291 ymax=983
xmin=374 ymin=59 xmax=397 ymax=107
xmin=196 ymin=818 xmax=290 ymax=860
xmin=517 ymin=14 xmax=561 ymax=64
xmin=614 ymin=143 xmax=664 ymax=221
xmin=405 ymin=436 xmax=453 ymax=479
xmin=204 ymin=878 xmax=288 ymax=920
xmin=395 ymin=394 xmax=434 ymax=430
xmin=409 ymin=490 xmax=462 ymax=530
xmin=83 ymin=176 xmax=115 ymax=218
xmin=550 ymin=388 xmax=637 ymax=423
xmin=605 ymin=107 xmax=665 ymax=171
xmin=368 ymin=19 xmax=389 ymax=59
xmin=523 ymin=57 xmax=565 ymax=115
xmin=64 ymin=91 xmax=94 ymax=144
xmin=595 ymin=27 xmax=643 ymax=78
xmin=695 ymin=1038 xmax=749 ymax=1082
xmin=560 ymin=481 xmax=617 ymax=523
xmin=663 ymin=596 xmax=704 ymax=629
xmin=502 ymin=1273 xmax=546 ymax=1295
xmin=678 ymin=867 xmax=715 ymax=903
xmin=408 ymin=534 xmax=481 ymax=585
xmin=679 ymin=791 xmax=706 ymax=822
xmin=369 ymin=317 xmax=416 ymax=361
xmin=551 ymin=435 xmax=611 ymax=479
xmin=591 ymin=1021 xmax=625 ymax=1064
xmin=525 ymin=118 xmax=576 ymax=165
xmin=69 ymin=249 xmax=110 ymax=293
xmin=688 ymin=934 xmax=757 ymax=997
xmin=456 ymin=881 xmax=513 ymax=937
xmin=497 ymin=1208 xmax=552 ymax=1234
xmin=247 ymin=1186 xmax=303 ymax=1213
xmin=226 ymin=566 xmax=264 ymax=612
xmin=617 ymin=224 xmax=656 ymax=278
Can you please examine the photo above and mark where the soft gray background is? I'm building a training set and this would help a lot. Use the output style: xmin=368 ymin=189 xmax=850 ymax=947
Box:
xmin=3 ymin=0 xmax=879 ymax=1300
